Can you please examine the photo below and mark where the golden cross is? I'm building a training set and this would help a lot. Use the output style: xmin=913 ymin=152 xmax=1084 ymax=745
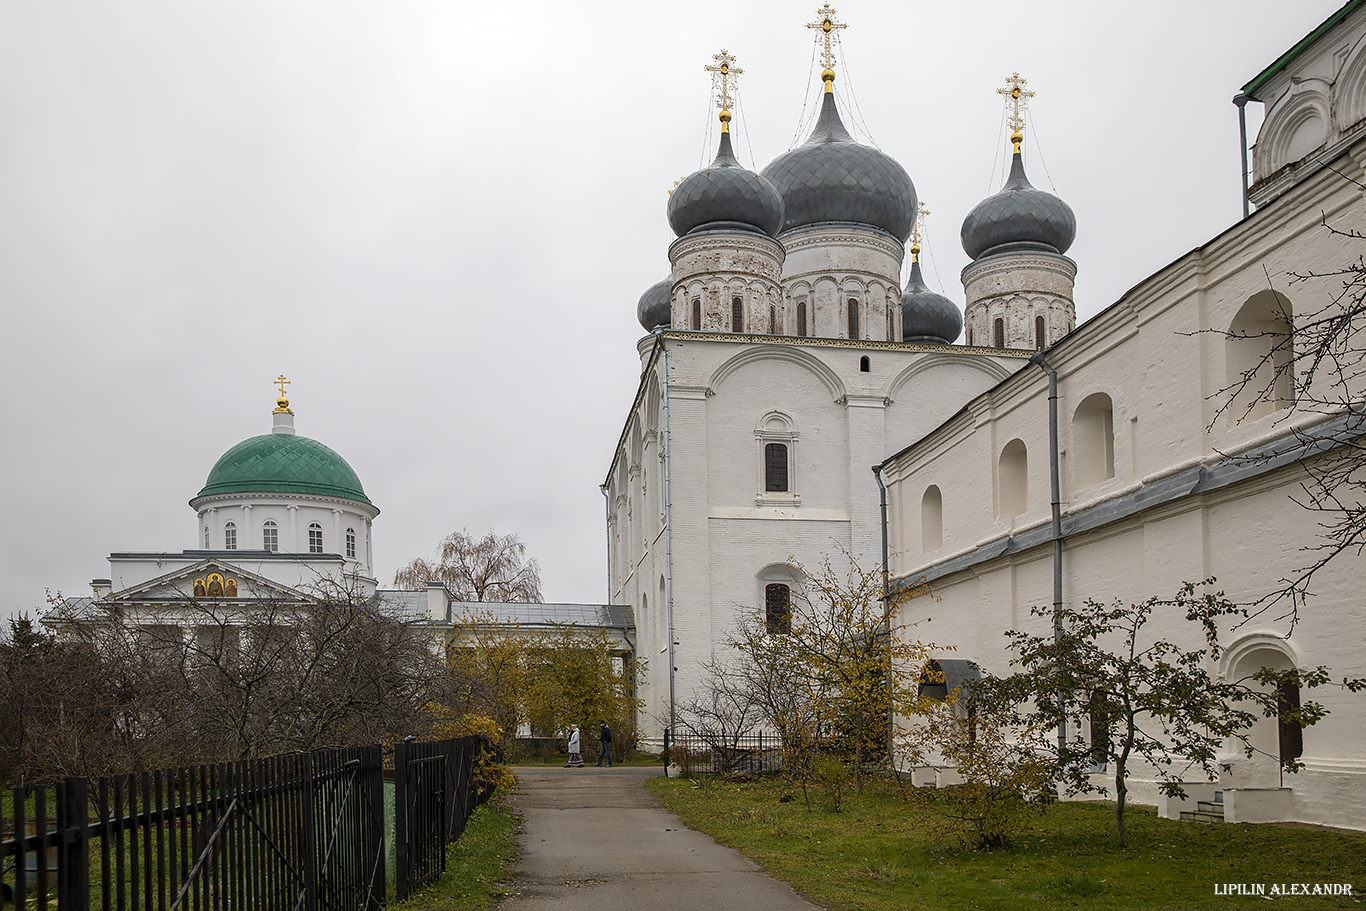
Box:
xmin=705 ymin=50 xmax=742 ymax=123
xmin=806 ymin=4 xmax=847 ymax=73
xmin=997 ymin=72 xmax=1034 ymax=148
xmin=910 ymin=202 xmax=930 ymax=260
xmin=274 ymin=374 xmax=290 ymax=398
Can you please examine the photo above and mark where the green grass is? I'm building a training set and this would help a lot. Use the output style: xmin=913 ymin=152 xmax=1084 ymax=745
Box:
xmin=645 ymin=774 xmax=1366 ymax=911
xmin=390 ymin=793 xmax=519 ymax=911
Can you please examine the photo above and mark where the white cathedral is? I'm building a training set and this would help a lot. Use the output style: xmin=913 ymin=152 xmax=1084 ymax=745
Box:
xmin=605 ymin=3 xmax=1366 ymax=830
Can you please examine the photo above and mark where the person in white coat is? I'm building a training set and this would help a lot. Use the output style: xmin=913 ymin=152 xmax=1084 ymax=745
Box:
xmin=566 ymin=724 xmax=584 ymax=767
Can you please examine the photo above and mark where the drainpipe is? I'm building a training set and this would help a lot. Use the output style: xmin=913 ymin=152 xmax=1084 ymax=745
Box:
xmin=1030 ymin=350 xmax=1066 ymax=755
xmin=655 ymin=328 xmax=678 ymax=742
xmin=871 ymin=462 xmax=893 ymax=766
xmin=600 ymin=485 xmax=611 ymax=603
xmin=1234 ymin=93 xmax=1250 ymax=219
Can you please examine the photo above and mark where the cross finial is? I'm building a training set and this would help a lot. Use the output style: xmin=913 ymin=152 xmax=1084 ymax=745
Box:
xmin=807 ymin=4 xmax=847 ymax=92
xmin=910 ymin=202 xmax=930 ymax=262
xmin=273 ymin=374 xmax=293 ymax=414
xmin=997 ymin=72 xmax=1034 ymax=153
xmin=705 ymin=50 xmax=743 ymax=131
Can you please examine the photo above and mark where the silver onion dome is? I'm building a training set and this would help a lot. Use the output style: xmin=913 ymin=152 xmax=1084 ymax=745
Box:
xmin=667 ymin=129 xmax=784 ymax=238
xmin=636 ymin=277 xmax=673 ymax=331
xmin=900 ymin=259 xmax=962 ymax=344
xmin=961 ymin=148 xmax=1076 ymax=260
xmin=761 ymin=90 xmax=917 ymax=241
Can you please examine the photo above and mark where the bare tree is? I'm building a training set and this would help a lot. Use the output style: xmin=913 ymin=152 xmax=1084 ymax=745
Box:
xmin=393 ymin=528 xmax=543 ymax=602
xmin=1211 ymin=219 xmax=1366 ymax=625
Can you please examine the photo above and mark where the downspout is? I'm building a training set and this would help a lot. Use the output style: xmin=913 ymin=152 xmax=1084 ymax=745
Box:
xmin=871 ymin=462 xmax=893 ymax=766
xmin=600 ymin=485 xmax=611 ymax=602
xmin=655 ymin=328 xmax=677 ymax=742
xmin=1030 ymin=350 xmax=1066 ymax=755
xmin=1234 ymin=93 xmax=1251 ymax=219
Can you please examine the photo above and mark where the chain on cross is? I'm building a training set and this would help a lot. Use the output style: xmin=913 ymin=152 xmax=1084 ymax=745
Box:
xmin=997 ymin=72 xmax=1034 ymax=148
xmin=806 ymin=4 xmax=847 ymax=73
xmin=705 ymin=49 xmax=742 ymax=120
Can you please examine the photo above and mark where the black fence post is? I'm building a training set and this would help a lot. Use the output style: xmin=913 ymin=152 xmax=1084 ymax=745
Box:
xmin=663 ymin=728 xmax=671 ymax=778
xmin=368 ymin=746 xmax=386 ymax=909
xmin=302 ymin=753 xmax=318 ymax=911
xmin=394 ymin=739 xmax=410 ymax=902
xmin=57 ymin=777 xmax=90 ymax=911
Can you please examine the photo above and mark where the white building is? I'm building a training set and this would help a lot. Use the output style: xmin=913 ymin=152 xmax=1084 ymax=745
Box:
xmin=880 ymin=2 xmax=1366 ymax=830
xmin=605 ymin=29 xmax=1064 ymax=739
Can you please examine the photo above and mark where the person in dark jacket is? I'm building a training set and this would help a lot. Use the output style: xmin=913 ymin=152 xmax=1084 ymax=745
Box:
xmin=595 ymin=722 xmax=613 ymax=767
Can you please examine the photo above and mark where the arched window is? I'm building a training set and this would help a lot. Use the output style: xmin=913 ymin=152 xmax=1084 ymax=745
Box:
xmin=1072 ymin=392 xmax=1116 ymax=488
xmin=308 ymin=523 xmax=323 ymax=554
xmin=848 ymin=298 xmax=859 ymax=339
xmin=263 ymin=520 xmax=279 ymax=552
xmin=765 ymin=583 xmax=790 ymax=634
xmin=732 ymin=297 xmax=744 ymax=333
xmin=764 ymin=443 xmax=789 ymax=492
xmin=224 ymin=522 xmax=237 ymax=550
xmin=888 ymin=309 xmax=895 ymax=341
xmin=1088 ymin=690 xmax=1110 ymax=769
xmin=1036 ymin=315 xmax=1046 ymax=349
xmin=769 ymin=305 xmax=776 ymax=335
xmin=1226 ymin=290 xmax=1294 ymax=420
xmin=346 ymin=527 xmax=356 ymax=559
xmin=994 ymin=317 xmax=1005 ymax=348
xmin=691 ymin=299 xmax=701 ymax=330
xmin=921 ymin=485 xmax=943 ymax=552
xmin=998 ymin=438 xmax=1028 ymax=519
xmin=797 ymin=300 xmax=808 ymax=337
xmin=918 ymin=660 xmax=948 ymax=701
xmin=859 ymin=355 xmax=870 ymax=372
xmin=967 ymin=326 xmax=974 ymax=346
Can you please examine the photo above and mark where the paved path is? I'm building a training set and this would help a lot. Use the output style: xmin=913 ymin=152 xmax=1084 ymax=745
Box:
xmin=497 ymin=766 xmax=823 ymax=910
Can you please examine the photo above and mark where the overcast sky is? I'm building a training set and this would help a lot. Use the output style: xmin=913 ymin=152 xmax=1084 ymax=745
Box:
xmin=0 ymin=0 xmax=1335 ymax=620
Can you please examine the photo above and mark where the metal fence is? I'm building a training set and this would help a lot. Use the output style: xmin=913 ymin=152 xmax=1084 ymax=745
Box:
xmin=2 ymin=738 xmax=488 ymax=910
xmin=392 ymin=736 xmax=483 ymax=902
xmin=662 ymin=731 xmax=784 ymax=776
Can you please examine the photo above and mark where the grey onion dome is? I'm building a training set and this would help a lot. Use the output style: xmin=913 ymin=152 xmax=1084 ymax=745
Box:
xmin=761 ymin=91 xmax=917 ymax=241
xmin=900 ymin=259 xmax=962 ymax=344
xmin=961 ymin=149 xmax=1076 ymax=260
xmin=667 ymin=130 xmax=784 ymax=238
xmin=636 ymin=276 xmax=673 ymax=331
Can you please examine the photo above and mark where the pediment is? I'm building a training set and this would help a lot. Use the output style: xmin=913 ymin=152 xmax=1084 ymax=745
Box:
xmin=111 ymin=559 xmax=306 ymax=604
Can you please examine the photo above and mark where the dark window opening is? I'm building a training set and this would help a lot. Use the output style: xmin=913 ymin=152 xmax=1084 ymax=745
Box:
xmin=797 ymin=301 xmax=808 ymax=337
xmin=859 ymin=355 xmax=870 ymax=372
xmin=1278 ymin=679 xmax=1303 ymax=762
xmin=848 ymin=299 xmax=859 ymax=339
xmin=888 ymin=309 xmax=895 ymax=341
xmin=691 ymin=299 xmax=701 ymax=330
xmin=918 ymin=660 xmax=947 ymax=701
xmin=732 ymin=297 xmax=744 ymax=333
xmin=765 ymin=583 xmax=791 ymax=634
xmin=1088 ymin=690 xmax=1110 ymax=767
xmin=1036 ymin=315 xmax=1046 ymax=350
xmin=994 ymin=317 xmax=1005 ymax=348
xmin=770 ymin=305 xmax=776 ymax=335
xmin=764 ymin=442 xmax=789 ymax=492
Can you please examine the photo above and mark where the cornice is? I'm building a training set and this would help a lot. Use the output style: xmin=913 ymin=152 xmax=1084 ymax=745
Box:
xmin=659 ymin=329 xmax=1033 ymax=359
xmin=780 ymin=223 xmax=904 ymax=259
xmin=669 ymin=231 xmax=785 ymax=262
xmin=189 ymin=491 xmax=380 ymax=519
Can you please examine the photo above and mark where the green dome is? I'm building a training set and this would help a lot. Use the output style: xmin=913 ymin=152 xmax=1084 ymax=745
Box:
xmin=196 ymin=433 xmax=371 ymax=505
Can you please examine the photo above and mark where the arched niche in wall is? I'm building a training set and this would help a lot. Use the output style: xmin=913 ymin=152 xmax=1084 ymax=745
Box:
xmin=1072 ymin=392 xmax=1116 ymax=489
xmin=997 ymin=439 xmax=1028 ymax=520
xmin=1225 ymin=290 xmax=1294 ymax=422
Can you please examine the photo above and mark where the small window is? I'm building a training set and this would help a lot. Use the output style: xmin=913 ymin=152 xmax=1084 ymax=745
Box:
xmin=967 ymin=326 xmax=974 ymax=346
xmin=691 ymin=299 xmax=701 ymax=330
xmin=1278 ymin=679 xmax=1303 ymax=762
xmin=1036 ymin=315 xmax=1047 ymax=349
xmin=346 ymin=527 xmax=356 ymax=559
xmin=918 ymin=660 xmax=948 ymax=701
xmin=263 ymin=520 xmax=279 ymax=552
xmin=765 ymin=583 xmax=791 ymax=634
xmin=224 ymin=522 xmax=237 ymax=550
xmin=769 ymin=305 xmax=776 ymax=335
xmin=797 ymin=301 xmax=808 ymax=337
xmin=848 ymin=298 xmax=859 ymax=339
xmin=1088 ymin=690 xmax=1110 ymax=767
xmin=859 ymin=355 xmax=870 ymax=372
xmin=732 ymin=297 xmax=744 ymax=333
xmin=888 ymin=309 xmax=895 ymax=341
xmin=308 ymin=523 xmax=323 ymax=554
xmin=764 ymin=443 xmax=789 ymax=492
xmin=994 ymin=317 xmax=1005 ymax=348
xmin=204 ymin=527 xmax=210 ymax=548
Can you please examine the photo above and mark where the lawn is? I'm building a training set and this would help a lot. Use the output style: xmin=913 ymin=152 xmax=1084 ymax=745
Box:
xmin=644 ymin=774 xmax=1366 ymax=910
xmin=391 ymin=793 xmax=519 ymax=911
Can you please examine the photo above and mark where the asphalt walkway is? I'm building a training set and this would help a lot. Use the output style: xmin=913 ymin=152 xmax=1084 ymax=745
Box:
xmin=497 ymin=765 xmax=823 ymax=910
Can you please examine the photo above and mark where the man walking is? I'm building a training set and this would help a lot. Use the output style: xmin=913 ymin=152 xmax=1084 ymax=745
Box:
xmin=595 ymin=722 xmax=613 ymax=767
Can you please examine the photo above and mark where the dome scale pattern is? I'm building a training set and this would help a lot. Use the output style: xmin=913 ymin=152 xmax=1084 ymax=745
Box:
xmin=961 ymin=150 xmax=1076 ymax=260
xmin=197 ymin=434 xmax=371 ymax=505
xmin=667 ymin=130 xmax=784 ymax=238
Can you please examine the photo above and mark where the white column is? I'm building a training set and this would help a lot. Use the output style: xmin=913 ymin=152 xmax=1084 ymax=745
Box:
xmin=288 ymin=505 xmax=298 ymax=553
xmin=332 ymin=509 xmax=343 ymax=558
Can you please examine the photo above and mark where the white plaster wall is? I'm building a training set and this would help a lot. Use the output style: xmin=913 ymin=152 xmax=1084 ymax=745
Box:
xmin=883 ymin=137 xmax=1366 ymax=829
xmin=194 ymin=494 xmax=377 ymax=576
xmin=779 ymin=224 xmax=904 ymax=340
